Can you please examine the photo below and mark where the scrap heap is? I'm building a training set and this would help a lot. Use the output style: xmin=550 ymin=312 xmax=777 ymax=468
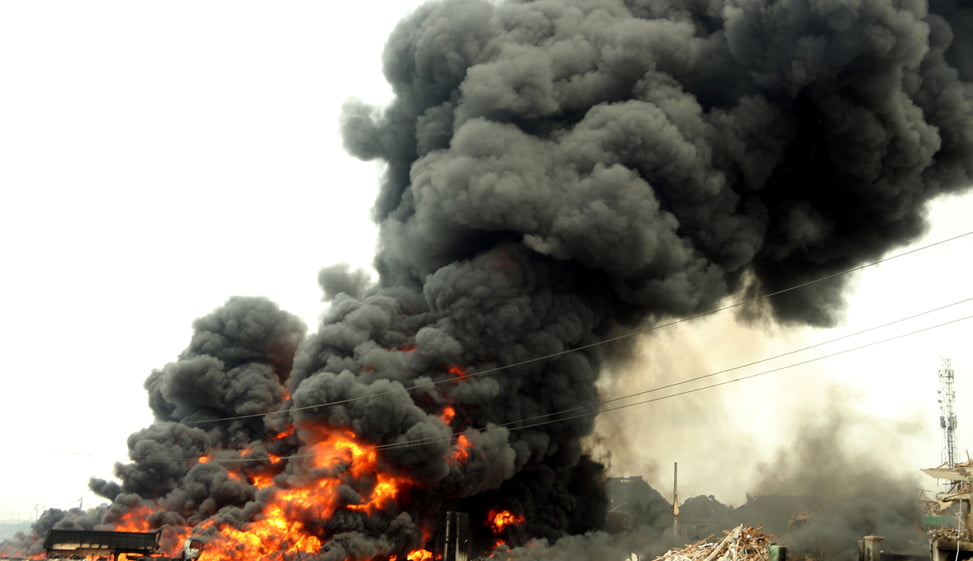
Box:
xmin=656 ymin=526 xmax=775 ymax=561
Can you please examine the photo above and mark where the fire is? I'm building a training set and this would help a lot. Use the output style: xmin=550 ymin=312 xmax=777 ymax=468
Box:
xmin=447 ymin=365 xmax=468 ymax=378
xmin=487 ymin=509 xmax=525 ymax=535
xmin=97 ymin=423 xmax=449 ymax=561
xmin=440 ymin=405 xmax=456 ymax=425
xmin=195 ymin=426 xmax=416 ymax=561
xmin=250 ymin=470 xmax=276 ymax=489
xmin=112 ymin=504 xmax=157 ymax=533
xmin=271 ymin=426 xmax=295 ymax=441
xmin=93 ymin=423 xmax=437 ymax=561
xmin=407 ymin=549 xmax=434 ymax=561
xmin=451 ymin=433 xmax=473 ymax=464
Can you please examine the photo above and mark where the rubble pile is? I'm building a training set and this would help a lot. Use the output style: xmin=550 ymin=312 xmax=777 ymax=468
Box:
xmin=656 ymin=526 xmax=776 ymax=561
xmin=927 ymin=527 xmax=967 ymax=543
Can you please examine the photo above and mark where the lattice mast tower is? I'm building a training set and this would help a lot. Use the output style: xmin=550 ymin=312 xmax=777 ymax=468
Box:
xmin=939 ymin=358 xmax=958 ymax=468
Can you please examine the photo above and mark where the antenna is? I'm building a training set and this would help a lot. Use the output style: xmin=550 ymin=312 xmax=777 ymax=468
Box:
xmin=938 ymin=358 xmax=958 ymax=468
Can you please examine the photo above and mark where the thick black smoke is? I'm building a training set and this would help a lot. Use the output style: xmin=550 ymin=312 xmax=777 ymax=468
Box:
xmin=344 ymin=0 xmax=973 ymax=326
xmin=329 ymin=0 xmax=973 ymax=551
xmin=6 ymin=0 xmax=973 ymax=559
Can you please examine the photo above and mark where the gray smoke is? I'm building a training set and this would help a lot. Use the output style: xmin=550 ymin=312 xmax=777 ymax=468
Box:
xmin=6 ymin=0 xmax=973 ymax=559
xmin=489 ymin=389 xmax=926 ymax=561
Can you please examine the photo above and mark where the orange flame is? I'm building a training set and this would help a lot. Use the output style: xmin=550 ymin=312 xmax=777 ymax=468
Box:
xmin=487 ymin=509 xmax=525 ymax=534
xmin=451 ymin=433 xmax=473 ymax=464
xmin=250 ymin=470 xmax=276 ymax=489
xmin=112 ymin=504 xmax=156 ymax=533
xmin=272 ymin=426 xmax=295 ymax=441
xmin=407 ymin=548 xmax=434 ymax=561
xmin=440 ymin=406 xmax=456 ymax=425
xmin=195 ymin=427 xmax=415 ymax=561
xmin=103 ymin=424 xmax=439 ymax=560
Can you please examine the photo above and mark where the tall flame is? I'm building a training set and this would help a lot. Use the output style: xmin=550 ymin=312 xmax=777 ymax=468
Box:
xmin=193 ymin=426 xmax=415 ymax=561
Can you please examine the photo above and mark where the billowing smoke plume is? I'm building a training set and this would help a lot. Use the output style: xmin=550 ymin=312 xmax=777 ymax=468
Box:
xmin=344 ymin=0 xmax=973 ymax=327
xmin=6 ymin=0 xmax=973 ymax=558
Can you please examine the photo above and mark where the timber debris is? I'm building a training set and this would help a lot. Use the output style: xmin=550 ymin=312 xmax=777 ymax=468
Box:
xmin=656 ymin=525 xmax=776 ymax=561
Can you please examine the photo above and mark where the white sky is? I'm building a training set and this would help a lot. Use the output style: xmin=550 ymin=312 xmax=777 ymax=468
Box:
xmin=1 ymin=0 xmax=972 ymax=522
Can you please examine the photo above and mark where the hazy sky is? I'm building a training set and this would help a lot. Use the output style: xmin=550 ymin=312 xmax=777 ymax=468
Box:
xmin=2 ymin=0 xmax=972 ymax=522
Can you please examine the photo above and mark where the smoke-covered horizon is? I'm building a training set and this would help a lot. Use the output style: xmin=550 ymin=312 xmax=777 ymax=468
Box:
xmin=4 ymin=0 xmax=973 ymax=558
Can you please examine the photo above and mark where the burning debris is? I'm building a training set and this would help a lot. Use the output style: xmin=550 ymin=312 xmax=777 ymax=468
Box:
xmin=4 ymin=0 xmax=973 ymax=559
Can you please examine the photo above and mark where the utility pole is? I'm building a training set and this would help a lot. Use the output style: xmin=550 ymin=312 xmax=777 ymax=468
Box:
xmin=672 ymin=462 xmax=679 ymax=535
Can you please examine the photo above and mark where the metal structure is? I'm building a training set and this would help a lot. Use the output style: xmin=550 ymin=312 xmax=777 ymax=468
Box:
xmin=939 ymin=358 xmax=959 ymax=468
xmin=439 ymin=511 xmax=470 ymax=561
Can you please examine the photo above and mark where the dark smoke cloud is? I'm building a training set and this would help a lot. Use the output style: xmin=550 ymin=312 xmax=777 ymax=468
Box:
xmin=6 ymin=0 xmax=973 ymax=559
xmin=145 ymin=295 xmax=304 ymax=425
xmin=86 ymin=297 xmax=306 ymax=521
xmin=344 ymin=0 xmax=973 ymax=327
xmin=331 ymin=0 xmax=971 ymax=552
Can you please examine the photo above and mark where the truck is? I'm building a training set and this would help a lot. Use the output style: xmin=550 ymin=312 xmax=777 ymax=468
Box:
xmin=43 ymin=529 xmax=203 ymax=561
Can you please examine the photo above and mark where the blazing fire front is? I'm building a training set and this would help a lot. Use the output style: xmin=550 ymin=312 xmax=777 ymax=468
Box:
xmin=4 ymin=0 xmax=973 ymax=558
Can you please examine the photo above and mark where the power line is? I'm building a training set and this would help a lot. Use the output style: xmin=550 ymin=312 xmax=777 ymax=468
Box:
xmin=184 ymin=303 xmax=973 ymax=462
xmin=371 ymin=311 xmax=973 ymax=452
xmin=485 ymin=296 xmax=973 ymax=431
xmin=515 ymin=313 xmax=973 ymax=434
xmin=184 ymin=229 xmax=973 ymax=426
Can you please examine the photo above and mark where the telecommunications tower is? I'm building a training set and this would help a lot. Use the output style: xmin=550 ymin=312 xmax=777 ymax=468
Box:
xmin=938 ymin=358 xmax=958 ymax=468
